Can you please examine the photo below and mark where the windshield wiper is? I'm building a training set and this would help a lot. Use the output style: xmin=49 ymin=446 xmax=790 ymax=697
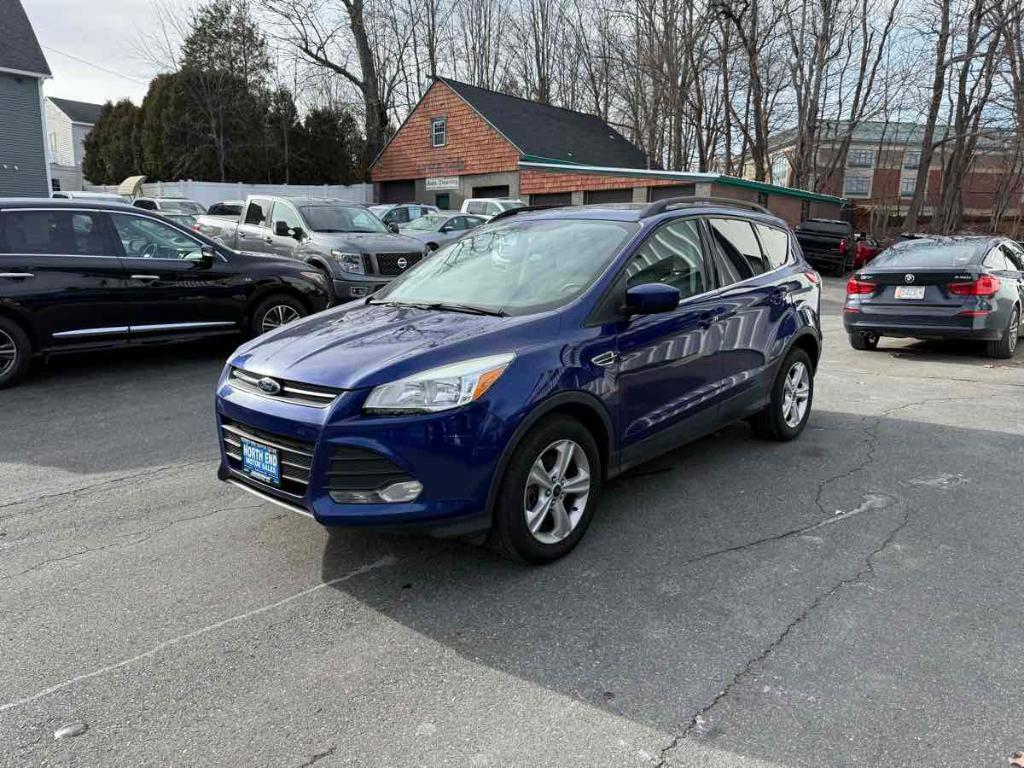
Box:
xmin=367 ymin=299 xmax=507 ymax=317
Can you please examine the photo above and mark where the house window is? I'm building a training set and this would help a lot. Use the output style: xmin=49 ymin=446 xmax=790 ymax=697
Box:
xmin=48 ymin=132 xmax=58 ymax=156
xmin=431 ymin=117 xmax=447 ymax=148
xmin=844 ymin=175 xmax=871 ymax=197
xmin=51 ymin=178 xmax=61 ymax=192
xmin=848 ymin=149 xmax=874 ymax=168
xmin=900 ymin=177 xmax=916 ymax=197
xmin=770 ymin=154 xmax=790 ymax=186
xmin=903 ymin=151 xmax=921 ymax=169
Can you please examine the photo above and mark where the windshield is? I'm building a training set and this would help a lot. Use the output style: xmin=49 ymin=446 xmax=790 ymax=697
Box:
xmin=405 ymin=214 xmax=447 ymax=232
xmin=300 ymin=205 xmax=389 ymax=234
xmin=376 ymin=218 xmax=636 ymax=315
xmin=497 ymin=200 xmax=526 ymax=212
xmin=161 ymin=200 xmax=205 ymax=214
xmin=871 ymin=239 xmax=981 ymax=268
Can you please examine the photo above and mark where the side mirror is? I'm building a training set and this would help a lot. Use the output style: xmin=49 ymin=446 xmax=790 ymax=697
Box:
xmin=439 ymin=225 xmax=452 ymax=234
xmin=186 ymin=245 xmax=217 ymax=267
xmin=624 ymin=283 xmax=680 ymax=315
xmin=274 ymin=220 xmax=290 ymax=236
xmin=388 ymin=223 xmax=400 ymax=233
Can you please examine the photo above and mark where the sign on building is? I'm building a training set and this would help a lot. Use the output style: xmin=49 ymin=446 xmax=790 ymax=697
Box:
xmin=425 ymin=176 xmax=459 ymax=191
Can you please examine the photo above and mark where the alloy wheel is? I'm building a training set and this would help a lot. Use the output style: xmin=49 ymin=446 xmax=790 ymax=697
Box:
xmin=1010 ymin=311 xmax=1019 ymax=354
xmin=781 ymin=361 xmax=811 ymax=428
xmin=523 ymin=439 xmax=591 ymax=545
xmin=0 ymin=328 xmax=17 ymax=378
xmin=260 ymin=304 xmax=302 ymax=333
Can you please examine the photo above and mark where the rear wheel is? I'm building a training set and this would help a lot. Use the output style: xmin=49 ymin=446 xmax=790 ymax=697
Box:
xmin=750 ymin=348 xmax=814 ymax=441
xmin=250 ymin=294 xmax=307 ymax=336
xmin=0 ymin=316 xmax=31 ymax=389
xmin=849 ymin=331 xmax=879 ymax=351
xmin=489 ymin=415 xmax=601 ymax=564
xmin=987 ymin=307 xmax=1020 ymax=359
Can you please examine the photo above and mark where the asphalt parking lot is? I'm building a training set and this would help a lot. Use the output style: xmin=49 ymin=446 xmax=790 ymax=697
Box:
xmin=3 ymin=277 xmax=1023 ymax=767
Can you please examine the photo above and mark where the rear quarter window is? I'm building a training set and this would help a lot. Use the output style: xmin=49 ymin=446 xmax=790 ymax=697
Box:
xmin=754 ymin=224 xmax=791 ymax=269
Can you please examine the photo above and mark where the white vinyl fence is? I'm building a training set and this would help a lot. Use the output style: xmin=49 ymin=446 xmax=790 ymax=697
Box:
xmin=85 ymin=180 xmax=373 ymax=209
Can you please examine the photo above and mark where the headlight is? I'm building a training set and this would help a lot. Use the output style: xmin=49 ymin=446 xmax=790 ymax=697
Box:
xmin=364 ymin=353 xmax=514 ymax=414
xmin=331 ymin=250 xmax=365 ymax=275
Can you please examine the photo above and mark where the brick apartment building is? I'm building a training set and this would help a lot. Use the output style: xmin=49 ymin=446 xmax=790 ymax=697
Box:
xmin=762 ymin=121 xmax=1023 ymax=228
xmin=371 ymin=78 xmax=843 ymax=226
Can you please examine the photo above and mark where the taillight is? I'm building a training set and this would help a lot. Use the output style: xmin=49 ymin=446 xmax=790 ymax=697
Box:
xmin=846 ymin=277 xmax=876 ymax=295
xmin=805 ymin=270 xmax=821 ymax=284
xmin=947 ymin=275 xmax=1000 ymax=297
xmin=838 ymin=239 xmax=848 ymax=255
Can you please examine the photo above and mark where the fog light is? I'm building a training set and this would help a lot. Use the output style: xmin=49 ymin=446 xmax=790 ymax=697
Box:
xmin=350 ymin=286 xmax=369 ymax=297
xmin=377 ymin=480 xmax=423 ymax=503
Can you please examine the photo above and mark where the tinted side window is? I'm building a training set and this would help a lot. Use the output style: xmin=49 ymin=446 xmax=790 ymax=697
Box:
xmin=0 ymin=211 xmax=113 ymax=256
xmin=244 ymin=199 xmax=270 ymax=226
xmin=999 ymin=245 xmax=1023 ymax=271
xmin=111 ymin=214 xmax=203 ymax=260
xmin=708 ymin=218 xmax=766 ymax=283
xmin=467 ymin=202 xmax=483 ymax=215
xmin=754 ymin=224 xmax=791 ymax=269
xmin=624 ymin=219 xmax=707 ymax=300
xmin=133 ymin=199 xmax=157 ymax=211
xmin=983 ymin=250 xmax=1010 ymax=271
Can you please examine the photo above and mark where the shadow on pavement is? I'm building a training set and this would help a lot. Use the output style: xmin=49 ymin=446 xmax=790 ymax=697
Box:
xmin=319 ymin=410 xmax=1024 ymax=768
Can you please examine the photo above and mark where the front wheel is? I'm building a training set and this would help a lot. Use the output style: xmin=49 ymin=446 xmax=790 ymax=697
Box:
xmin=0 ymin=316 xmax=31 ymax=389
xmin=250 ymin=294 xmax=307 ymax=337
xmin=750 ymin=348 xmax=814 ymax=441
xmin=489 ymin=415 xmax=601 ymax=564
xmin=987 ymin=307 xmax=1020 ymax=359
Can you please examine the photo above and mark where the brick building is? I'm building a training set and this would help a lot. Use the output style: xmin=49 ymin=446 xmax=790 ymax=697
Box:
xmin=371 ymin=78 xmax=844 ymax=226
xmin=762 ymin=121 xmax=1023 ymax=228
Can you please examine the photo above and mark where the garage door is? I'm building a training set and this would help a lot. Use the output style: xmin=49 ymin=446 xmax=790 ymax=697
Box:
xmin=472 ymin=184 xmax=510 ymax=198
xmin=379 ymin=180 xmax=415 ymax=203
xmin=648 ymin=184 xmax=696 ymax=201
xmin=584 ymin=188 xmax=632 ymax=204
xmin=530 ymin=192 xmax=572 ymax=207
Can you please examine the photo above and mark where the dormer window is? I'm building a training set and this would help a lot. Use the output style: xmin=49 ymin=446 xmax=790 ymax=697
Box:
xmin=431 ymin=117 xmax=447 ymax=148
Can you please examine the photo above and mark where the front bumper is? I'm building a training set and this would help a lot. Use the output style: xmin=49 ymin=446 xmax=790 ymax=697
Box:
xmin=331 ymin=276 xmax=389 ymax=302
xmin=215 ymin=375 xmax=512 ymax=534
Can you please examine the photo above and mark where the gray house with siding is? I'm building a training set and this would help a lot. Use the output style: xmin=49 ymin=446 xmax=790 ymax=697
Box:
xmin=0 ymin=0 xmax=51 ymax=197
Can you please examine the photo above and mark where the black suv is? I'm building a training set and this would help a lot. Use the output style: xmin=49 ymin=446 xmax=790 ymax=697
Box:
xmin=0 ymin=200 xmax=331 ymax=387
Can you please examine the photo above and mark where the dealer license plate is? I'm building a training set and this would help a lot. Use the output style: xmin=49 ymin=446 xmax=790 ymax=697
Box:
xmin=241 ymin=437 xmax=280 ymax=485
xmin=894 ymin=286 xmax=925 ymax=300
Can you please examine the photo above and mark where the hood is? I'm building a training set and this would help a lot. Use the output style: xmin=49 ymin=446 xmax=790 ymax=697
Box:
xmin=309 ymin=231 xmax=424 ymax=253
xmin=230 ymin=301 xmax=555 ymax=390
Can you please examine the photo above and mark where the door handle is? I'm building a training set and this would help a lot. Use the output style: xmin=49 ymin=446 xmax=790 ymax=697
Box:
xmin=264 ymin=237 xmax=273 ymax=244
xmin=698 ymin=309 xmax=734 ymax=328
xmin=131 ymin=274 xmax=160 ymax=282
xmin=0 ymin=272 xmax=34 ymax=280
xmin=237 ymin=232 xmax=248 ymax=239
xmin=591 ymin=351 xmax=618 ymax=367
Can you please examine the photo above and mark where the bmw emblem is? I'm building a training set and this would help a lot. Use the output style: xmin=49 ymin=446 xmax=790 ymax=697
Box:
xmin=904 ymin=273 xmax=915 ymax=283
xmin=397 ymin=257 xmax=408 ymax=270
xmin=257 ymin=377 xmax=282 ymax=395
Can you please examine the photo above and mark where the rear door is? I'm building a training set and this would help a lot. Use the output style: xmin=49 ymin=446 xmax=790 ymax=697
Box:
xmin=0 ymin=208 xmax=131 ymax=347
xmin=235 ymin=198 xmax=272 ymax=253
xmin=109 ymin=211 xmax=244 ymax=336
xmin=614 ymin=217 xmax=726 ymax=465
xmin=706 ymin=217 xmax=803 ymax=419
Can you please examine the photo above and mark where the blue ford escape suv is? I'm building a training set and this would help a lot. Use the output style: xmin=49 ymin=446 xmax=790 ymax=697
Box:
xmin=216 ymin=198 xmax=822 ymax=563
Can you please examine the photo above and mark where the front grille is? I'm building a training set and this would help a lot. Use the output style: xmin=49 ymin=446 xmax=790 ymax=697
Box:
xmin=221 ymin=417 xmax=315 ymax=497
xmin=229 ymin=368 xmax=340 ymax=408
xmin=327 ymin=446 xmax=414 ymax=500
xmin=374 ymin=252 xmax=424 ymax=276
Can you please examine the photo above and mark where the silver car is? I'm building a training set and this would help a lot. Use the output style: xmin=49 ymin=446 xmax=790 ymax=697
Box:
xmin=399 ymin=212 xmax=488 ymax=250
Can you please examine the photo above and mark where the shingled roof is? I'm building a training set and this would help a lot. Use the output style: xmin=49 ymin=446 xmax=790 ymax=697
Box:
xmin=0 ymin=0 xmax=50 ymax=77
xmin=50 ymin=97 xmax=104 ymax=125
xmin=437 ymin=77 xmax=649 ymax=169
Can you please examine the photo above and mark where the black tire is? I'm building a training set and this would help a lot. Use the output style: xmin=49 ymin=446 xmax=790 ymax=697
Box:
xmin=489 ymin=415 xmax=602 ymax=564
xmin=750 ymin=348 xmax=815 ymax=442
xmin=250 ymin=294 xmax=308 ymax=337
xmin=0 ymin=316 xmax=31 ymax=389
xmin=849 ymin=331 xmax=879 ymax=351
xmin=425 ymin=242 xmax=439 ymax=251
xmin=987 ymin=306 xmax=1020 ymax=359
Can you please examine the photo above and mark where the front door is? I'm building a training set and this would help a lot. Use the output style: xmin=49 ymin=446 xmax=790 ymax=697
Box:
xmin=613 ymin=218 xmax=726 ymax=468
xmin=268 ymin=201 xmax=304 ymax=258
xmin=0 ymin=208 xmax=131 ymax=348
xmin=109 ymin=211 xmax=244 ymax=336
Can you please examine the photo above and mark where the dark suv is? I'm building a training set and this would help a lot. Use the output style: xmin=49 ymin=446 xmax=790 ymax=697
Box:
xmin=216 ymin=198 xmax=822 ymax=563
xmin=0 ymin=200 xmax=331 ymax=387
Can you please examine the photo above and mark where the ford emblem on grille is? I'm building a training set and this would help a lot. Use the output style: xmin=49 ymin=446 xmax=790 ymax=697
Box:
xmin=257 ymin=377 xmax=282 ymax=395
xmin=904 ymin=273 xmax=915 ymax=283
xmin=397 ymin=257 xmax=408 ymax=269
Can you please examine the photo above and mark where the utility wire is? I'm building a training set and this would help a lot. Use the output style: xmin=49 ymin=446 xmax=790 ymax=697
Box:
xmin=41 ymin=45 xmax=150 ymax=85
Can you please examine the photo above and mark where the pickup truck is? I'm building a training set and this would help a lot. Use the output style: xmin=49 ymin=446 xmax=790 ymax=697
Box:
xmin=195 ymin=196 xmax=427 ymax=301
xmin=793 ymin=218 xmax=854 ymax=275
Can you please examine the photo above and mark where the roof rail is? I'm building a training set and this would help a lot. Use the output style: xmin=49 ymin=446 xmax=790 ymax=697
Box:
xmin=641 ymin=196 xmax=771 ymax=218
xmin=488 ymin=205 xmax=552 ymax=222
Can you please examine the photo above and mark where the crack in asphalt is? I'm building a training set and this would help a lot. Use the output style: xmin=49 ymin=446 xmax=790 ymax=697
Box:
xmin=655 ymin=495 xmax=915 ymax=767
xmin=0 ymin=502 xmax=263 ymax=582
xmin=0 ymin=458 xmax=219 ymax=520
xmin=295 ymin=746 xmax=336 ymax=767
